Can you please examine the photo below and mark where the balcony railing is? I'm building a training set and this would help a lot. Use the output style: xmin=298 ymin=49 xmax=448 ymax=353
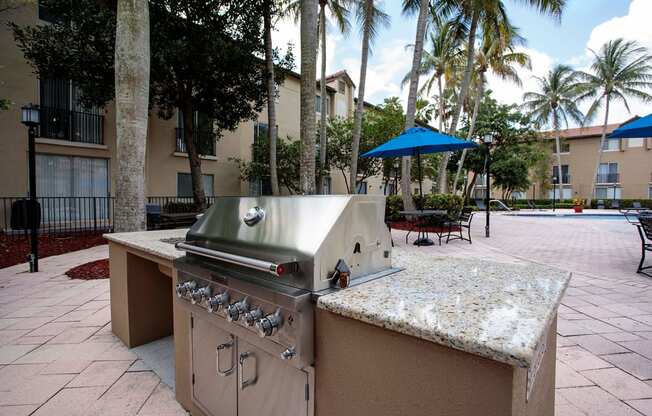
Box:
xmin=552 ymin=174 xmax=571 ymax=185
xmin=596 ymin=173 xmax=620 ymax=184
xmin=175 ymin=128 xmax=215 ymax=156
xmin=39 ymin=106 xmax=104 ymax=145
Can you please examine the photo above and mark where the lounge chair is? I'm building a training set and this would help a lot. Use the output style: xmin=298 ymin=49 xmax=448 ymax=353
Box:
xmin=445 ymin=209 xmax=474 ymax=245
xmin=597 ymin=199 xmax=605 ymax=209
xmin=633 ymin=201 xmax=643 ymax=209
xmin=636 ymin=214 xmax=652 ymax=278
xmin=527 ymin=200 xmax=538 ymax=210
xmin=611 ymin=200 xmax=620 ymax=209
xmin=475 ymin=199 xmax=487 ymax=210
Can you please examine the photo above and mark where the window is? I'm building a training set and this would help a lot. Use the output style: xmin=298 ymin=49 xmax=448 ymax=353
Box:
xmin=597 ymin=163 xmax=619 ymax=183
xmin=628 ymin=137 xmax=644 ymax=148
xmin=39 ymin=79 xmax=104 ymax=144
xmin=249 ymin=122 xmax=272 ymax=196
xmin=511 ymin=192 xmax=527 ymax=200
xmin=177 ymin=173 xmax=214 ymax=197
xmin=649 ymin=187 xmax=652 ymax=199
xmin=595 ymin=186 xmax=621 ymax=199
xmin=176 ymin=110 xmax=215 ymax=155
xmin=602 ymin=138 xmax=619 ymax=151
xmin=315 ymin=96 xmax=329 ymax=115
xmin=552 ymin=165 xmax=570 ymax=184
xmin=337 ymin=80 xmax=345 ymax=94
xmin=384 ymin=182 xmax=395 ymax=195
xmin=548 ymin=188 xmax=572 ymax=199
xmin=552 ymin=139 xmax=570 ymax=153
xmin=322 ymin=177 xmax=332 ymax=195
xmin=356 ymin=181 xmax=368 ymax=194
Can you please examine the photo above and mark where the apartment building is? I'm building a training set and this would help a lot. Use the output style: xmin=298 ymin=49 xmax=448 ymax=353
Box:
xmin=1 ymin=2 xmax=407 ymax=209
xmin=472 ymin=119 xmax=652 ymax=201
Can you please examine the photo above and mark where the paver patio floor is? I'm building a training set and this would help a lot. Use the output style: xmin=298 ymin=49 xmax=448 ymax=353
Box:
xmin=0 ymin=211 xmax=650 ymax=415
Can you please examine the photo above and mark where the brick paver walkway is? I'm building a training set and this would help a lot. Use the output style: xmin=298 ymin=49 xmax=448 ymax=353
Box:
xmin=0 ymin=211 xmax=650 ymax=415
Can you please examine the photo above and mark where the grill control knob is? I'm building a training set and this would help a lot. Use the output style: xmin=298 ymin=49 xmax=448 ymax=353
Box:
xmin=176 ymin=281 xmax=197 ymax=298
xmin=242 ymin=307 xmax=264 ymax=327
xmin=190 ymin=286 xmax=211 ymax=305
xmin=226 ymin=297 xmax=249 ymax=322
xmin=280 ymin=346 xmax=296 ymax=360
xmin=255 ymin=309 xmax=283 ymax=337
xmin=206 ymin=291 xmax=230 ymax=313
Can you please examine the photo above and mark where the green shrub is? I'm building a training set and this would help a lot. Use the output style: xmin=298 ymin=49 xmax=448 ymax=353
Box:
xmin=385 ymin=193 xmax=464 ymax=221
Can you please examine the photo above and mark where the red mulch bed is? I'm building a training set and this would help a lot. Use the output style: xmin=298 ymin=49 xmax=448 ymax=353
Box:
xmin=66 ymin=258 xmax=109 ymax=280
xmin=388 ymin=221 xmax=459 ymax=233
xmin=0 ymin=232 xmax=107 ymax=269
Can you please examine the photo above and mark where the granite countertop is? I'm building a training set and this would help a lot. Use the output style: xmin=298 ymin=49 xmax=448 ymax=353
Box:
xmin=317 ymin=247 xmax=570 ymax=368
xmin=104 ymin=228 xmax=189 ymax=261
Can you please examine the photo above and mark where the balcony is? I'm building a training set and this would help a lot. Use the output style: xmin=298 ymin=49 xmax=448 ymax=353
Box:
xmin=175 ymin=128 xmax=215 ymax=156
xmin=39 ymin=106 xmax=104 ymax=145
xmin=552 ymin=174 xmax=571 ymax=185
xmin=596 ymin=173 xmax=620 ymax=184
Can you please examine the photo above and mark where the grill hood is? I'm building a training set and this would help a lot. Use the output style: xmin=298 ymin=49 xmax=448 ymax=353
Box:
xmin=181 ymin=195 xmax=392 ymax=291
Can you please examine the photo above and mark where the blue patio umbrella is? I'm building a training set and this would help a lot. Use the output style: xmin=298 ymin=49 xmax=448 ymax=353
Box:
xmin=609 ymin=113 xmax=652 ymax=139
xmin=362 ymin=127 xmax=478 ymax=201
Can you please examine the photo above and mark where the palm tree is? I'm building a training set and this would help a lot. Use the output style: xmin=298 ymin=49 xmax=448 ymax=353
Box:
xmin=263 ymin=0 xmax=280 ymax=195
xmin=451 ymin=25 xmax=530 ymax=193
xmin=522 ymin=65 xmax=584 ymax=200
xmin=114 ymin=0 xmax=150 ymax=232
xmin=399 ymin=0 xmax=430 ymax=211
xmin=349 ymin=0 xmax=389 ymax=194
xmin=577 ymin=38 xmax=652 ymax=200
xmin=436 ymin=0 xmax=564 ymax=193
xmin=299 ymin=0 xmax=319 ymax=194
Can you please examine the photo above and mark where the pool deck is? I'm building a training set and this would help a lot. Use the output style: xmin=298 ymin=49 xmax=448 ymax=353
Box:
xmin=0 ymin=213 xmax=651 ymax=415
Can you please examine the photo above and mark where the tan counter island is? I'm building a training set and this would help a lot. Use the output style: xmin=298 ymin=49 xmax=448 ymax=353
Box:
xmin=106 ymin=228 xmax=569 ymax=416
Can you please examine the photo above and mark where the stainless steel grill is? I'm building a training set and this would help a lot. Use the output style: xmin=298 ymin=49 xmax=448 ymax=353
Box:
xmin=174 ymin=195 xmax=396 ymax=416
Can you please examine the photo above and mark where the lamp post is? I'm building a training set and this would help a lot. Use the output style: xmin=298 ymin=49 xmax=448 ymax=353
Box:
xmin=21 ymin=103 xmax=40 ymax=272
xmin=552 ymin=176 xmax=557 ymax=212
xmin=483 ymin=134 xmax=493 ymax=238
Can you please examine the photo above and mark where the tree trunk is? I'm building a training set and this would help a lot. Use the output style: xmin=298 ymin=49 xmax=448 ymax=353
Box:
xmin=401 ymin=0 xmax=429 ymax=211
xmin=317 ymin=3 xmax=327 ymax=194
xmin=589 ymin=95 xmax=611 ymax=201
xmin=263 ymin=0 xmax=279 ymax=196
xmin=452 ymin=78 xmax=484 ymax=194
xmin=300 ymin=0 xmax=318 ymax=194
xmin=349 ymin=0 xmax=372 ymax=195
xmin=448 ymin=9 xmax=478 ymax=135
xmin=465 ymin=171 xmax=478 ymax=204
xmin=182 ymin=99 xmax=206 ymax=211
xmin=552 ymin=112 xmax=563 ymax=205
xmin=114 ymin=0 xmax=149 ymax=232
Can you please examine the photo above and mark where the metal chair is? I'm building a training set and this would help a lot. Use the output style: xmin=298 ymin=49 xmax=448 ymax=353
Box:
xmin=445 ymin=209 xmax=474 ymax=245
xmin=611 ymin=200 xmax=620 ymax=210
xmin=637 ymin=214 xmax=652 ymax=278
xmin=597 ymin=199 xmax=605 ymax=209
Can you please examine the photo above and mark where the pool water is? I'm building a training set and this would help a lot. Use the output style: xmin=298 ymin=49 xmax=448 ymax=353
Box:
xmin=506 ymin=213 xmax=628 ymax=220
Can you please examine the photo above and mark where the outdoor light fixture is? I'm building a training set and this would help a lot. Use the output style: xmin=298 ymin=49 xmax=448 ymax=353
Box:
xmin=21 ymin=103 xmax=41 ymax=272
xmin=552 ymin=176 xmax=558 ymax=212
xmin=483 ymin=133 xmax=494 ymax=238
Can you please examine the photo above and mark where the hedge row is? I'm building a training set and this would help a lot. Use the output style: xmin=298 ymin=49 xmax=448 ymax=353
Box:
xmin=386 ymin=194 xmax=464 ymax=221
xmin=503 ymin=199 xmax=652 ymax=210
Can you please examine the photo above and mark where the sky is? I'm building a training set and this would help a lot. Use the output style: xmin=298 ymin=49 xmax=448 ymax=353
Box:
xmin=273 ymin=0 xmax=652 ymax=129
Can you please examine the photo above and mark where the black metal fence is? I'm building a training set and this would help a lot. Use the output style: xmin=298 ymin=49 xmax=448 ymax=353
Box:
xmin=1 ymin=197 xmax=114 ymax=238
xmin=147 ymin=196 xmax=216 ymax=213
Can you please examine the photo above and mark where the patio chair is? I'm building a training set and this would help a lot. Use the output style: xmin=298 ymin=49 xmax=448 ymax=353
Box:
xmin=445 ymin=209 xmax=474 ymax=245
xmin=597 ymin=199 xmax=605 ymax=209
xmin=636 ymin=214 xmax=652 ymax=278
xmin=527 ymin=200 xmax=538 ymax=210
xmin=633 ymin=201 xmax=643 ymax=209
xmin=611 ymin=200 xmax=620 ymax=210
xmin=475 ymin=199 xmax=487 ymax=211
xmin=146 ymin=203 xmax=162 ymax=230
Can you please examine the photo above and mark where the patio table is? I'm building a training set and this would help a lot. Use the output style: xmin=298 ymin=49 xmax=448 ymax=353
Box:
xmin=399 ymin=209 xmax=449 ymax=246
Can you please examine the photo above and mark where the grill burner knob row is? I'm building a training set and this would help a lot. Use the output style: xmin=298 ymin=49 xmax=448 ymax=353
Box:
xmin=226 ymin=297 xmax=249 ymax=322
xmin=190 ymin=286 xmax=211 ymax=305
xmin=206 ymin=291 xmax=230 ymax=313
xmin=176 ymin=281 xmax=197 ymax=298
xmin=255 ymin=309 xmax=283 ymax=338
xmin=242 ymin=307 xmax=264 ymax=327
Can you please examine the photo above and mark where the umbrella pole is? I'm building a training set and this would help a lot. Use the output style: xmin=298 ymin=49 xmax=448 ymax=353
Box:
xmin=417 ymin=151 xmax=423 ymax=211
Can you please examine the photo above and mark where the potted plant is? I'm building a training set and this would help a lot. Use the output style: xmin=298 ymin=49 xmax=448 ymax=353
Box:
xmin=572 ymin=198 xmax=584 ymax=213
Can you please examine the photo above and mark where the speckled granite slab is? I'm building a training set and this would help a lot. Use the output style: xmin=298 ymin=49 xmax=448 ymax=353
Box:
xmin=317 ymin=248 xmax=570 ymax=368
xmin=104 ymin=228 xmax=189 ymax=261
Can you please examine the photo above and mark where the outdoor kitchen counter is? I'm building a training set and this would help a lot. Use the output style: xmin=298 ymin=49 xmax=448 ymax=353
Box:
xmin=317 ymin=247 xmax=570 ymax=369
xmin=104 ymin=228 xmax=187 ymax=261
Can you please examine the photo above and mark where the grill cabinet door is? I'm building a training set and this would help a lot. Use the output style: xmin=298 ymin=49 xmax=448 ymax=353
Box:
xmin=191 ymin=315 xmax=237 ymax=416
xmin=237 ymin=339 xmax=309 ymax=416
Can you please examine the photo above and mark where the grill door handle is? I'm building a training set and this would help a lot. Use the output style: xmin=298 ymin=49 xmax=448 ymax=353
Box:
xmin=176 ymin=242 xmax=281 ymax=276
xmin=239 ymin=351 xmax=257 ymax=390
xmin=216 ymin=339 xmax=235 ymax=376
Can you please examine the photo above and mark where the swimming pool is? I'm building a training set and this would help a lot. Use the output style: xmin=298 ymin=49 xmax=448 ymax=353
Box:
xmin=505 ymin=213 xmax=628 ymax=220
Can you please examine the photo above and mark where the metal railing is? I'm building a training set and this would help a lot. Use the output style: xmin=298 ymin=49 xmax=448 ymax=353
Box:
xmin=596 ymin=173 xmax=620 ymax=184
xmin=147 ymin=196 xmax=216 ymax=213
xmin=39 ymin=106 xmax=104 ymax=145
xmin=1 ymin=197 xmax=114 ymax=237
xmin=175 ymin=128 xmax=215 ymax=156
